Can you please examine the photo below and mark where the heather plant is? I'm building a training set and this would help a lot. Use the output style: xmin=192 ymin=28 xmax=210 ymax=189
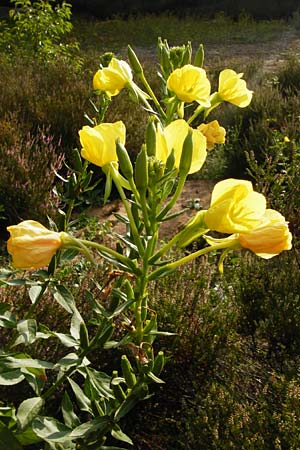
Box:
xmin=0 ymin=121 xmax=64 ymax=238
xmin=0 ymin=39 xmax=292 ymax=449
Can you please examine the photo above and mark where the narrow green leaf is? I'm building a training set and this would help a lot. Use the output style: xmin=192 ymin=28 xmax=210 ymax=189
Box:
xmin=69 ymin=416 xmax=110 ymax=439
xmin=70 ymin=309 xmax=84 ymax=341
xmin=21 ymin=367 xmax=46 ymax=396
xmin=68 ymin=378 xmax=92 ymax=414
xmin=0 ymin=311 xmax=17 ymax=328
xmin=53 ymin=332 xmax=79 ymax=348
xmin=61 ymin=392 xmax=80 ymax=429
xmin=2 ymin=356 xmax=54 ymax=370
xmin=84 ymin=367 xmax=114 ymax=400
xmin=0 ymin=369 xmax=24 ymax=386
xmin=16 ymin=397 xmax=44 ymax=430
xmin=28 ymin=285 xmax=43 ymax=304
xmin=146 ymin=371 xmax=165 ymax=384
xmin=32 ymin=416 xmax=71 ymax=443
xmin=13 ymin=319 xmax=37 ymax=346
xmin=111 ymin=425 xmax=133 ymax=445
xmin=52 ymin=285 xmax=75 ymax=313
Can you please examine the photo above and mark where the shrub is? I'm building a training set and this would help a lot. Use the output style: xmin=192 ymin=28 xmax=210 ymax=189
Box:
xmin=0 ymin=117 xmax=64 ymax=238
xmin=0 ymin=0 xmax=82 ymax=69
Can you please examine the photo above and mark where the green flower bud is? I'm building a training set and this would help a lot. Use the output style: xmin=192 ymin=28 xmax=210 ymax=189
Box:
xmin=121 ymin=355 xmax=137 ymax=388
xmin=178 ymin=129 xmax=193 ymax=177
xmin=116 ymin=139 xmax=133 ymax=180
xmin=134 ymin=145 xmax=148 ymax=191
xmin=146 ymin=118 xmax=157 ymax=156
xmin=194 ymin=43 xmax=205 ymax=68
xmin=127 ymin=45 xmax=143 ymax=75
xmin=152 ymin=351 xmax=165 ymax=376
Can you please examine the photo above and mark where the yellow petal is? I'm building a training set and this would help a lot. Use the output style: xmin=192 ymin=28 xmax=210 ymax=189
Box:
xmin=167 ymin=65 xmax=211 ymax=106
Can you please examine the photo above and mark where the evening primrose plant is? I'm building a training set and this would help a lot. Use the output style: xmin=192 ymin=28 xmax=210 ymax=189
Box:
xmin=0 ymin=39 xmax=292 ymax=449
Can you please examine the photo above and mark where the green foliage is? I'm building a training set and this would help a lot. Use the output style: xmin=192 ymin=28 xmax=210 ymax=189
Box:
xmin=0 ymin=0 xmax=82 ymax=68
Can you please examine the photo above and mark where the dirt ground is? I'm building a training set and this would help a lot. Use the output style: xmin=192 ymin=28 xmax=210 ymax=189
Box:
xmin=87 ymin=179 xmax=215 ymax=240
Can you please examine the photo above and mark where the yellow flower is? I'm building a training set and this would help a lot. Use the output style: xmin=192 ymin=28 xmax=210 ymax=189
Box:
xmin=204 ymin=178 xmax=266 ymax=234
xmin=238 ymin=209 xmax=292 ymax=259
xmin=7 ymin=220 xmax=63 ymax=269
xmin=166 ymin=65 xmax=211 ymax=106
xmin=218 ymin=69 xmax=253 ymax=107
xmin=93 ymin=58 xmax=133 ymax=96
xmin=155 ymin=119 xmax=207 ymax=174
xmin=79 ymin=121 xmax=126 ymax=168
xmin=198 ymin=120 xmax=226 ymax=150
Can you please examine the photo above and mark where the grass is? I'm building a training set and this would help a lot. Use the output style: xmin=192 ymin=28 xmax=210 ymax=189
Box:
xmin=73 ymin=12 xmax=290 ymax=54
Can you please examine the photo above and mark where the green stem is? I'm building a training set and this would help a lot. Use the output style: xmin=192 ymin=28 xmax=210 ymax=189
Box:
xmin=148 ymin=241 xmax=239 ymax=281
xmin=156 ymin=173 xmax=187 ymax=221
xmin=187 ymin=104 xmax=205 ymax=125
xmin=110 ymin=165 xmax=145 ymax=256
xmin=138 ymin=74 xmax=167 ymax=120
xmin=128 ymin=177 xmax=151 ymax=234
xmin=78 ymin=239 xmax=141 ymax=274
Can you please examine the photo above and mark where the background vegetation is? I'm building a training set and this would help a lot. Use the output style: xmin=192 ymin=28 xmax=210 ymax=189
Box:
xmin=0 ymin=2 xmax=300 ymax=448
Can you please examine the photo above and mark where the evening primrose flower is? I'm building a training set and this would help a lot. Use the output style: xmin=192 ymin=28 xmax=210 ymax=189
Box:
xmin=217 ymin=69 xmax=253 ymax=107
xmin=204 ymin=179 xmax=266 ymax=234
xmin=155 ymin=119 xmax=207 ymax=174
xmin=7 ymin=220 xmax=64 ymax=269
xmin=79 ymin=121 xmax=126 ymax=168
xmin=93 ymin=58 xmax=133 ymax=96
xmin=198 ymin=120 xmax=226 ymax=150
xmin=238 ymin=209 xmax=292 ymax=259
xmin=167 ymin=65 xmax=211 ymax=106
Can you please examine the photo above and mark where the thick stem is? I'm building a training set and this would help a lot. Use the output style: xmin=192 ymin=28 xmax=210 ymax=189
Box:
xmin=110 ymin=165 xmax=145 ymax=256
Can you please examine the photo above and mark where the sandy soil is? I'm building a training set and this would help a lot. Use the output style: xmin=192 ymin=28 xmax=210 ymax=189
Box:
xmin=87 ymin=179 xmax=215 ymax=240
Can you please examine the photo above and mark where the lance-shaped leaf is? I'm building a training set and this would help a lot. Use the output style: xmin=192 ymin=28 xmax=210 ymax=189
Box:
xmin=16 ymin=397 xmax=44 ymax=431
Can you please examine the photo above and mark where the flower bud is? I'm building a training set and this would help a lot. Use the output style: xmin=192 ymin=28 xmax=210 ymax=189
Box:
xmin=127 ymin=45 xmax=143 ymax=75
xmin=194 ymin=43 xmax=204 ymax=68
xmin=146 ymin=118 xmax=157 ymax=157
xmin=7 ymin=220 xmax=63 ymax=269
xmin=116 ymin=139 xmax=133 ymax=179
xmin=178 ymin=129 xmax=193 ymax=177
xmin=198 ymin=120 xmax=226 ymax=150
xmin=134 ymin=145 xmax=148 ymax=191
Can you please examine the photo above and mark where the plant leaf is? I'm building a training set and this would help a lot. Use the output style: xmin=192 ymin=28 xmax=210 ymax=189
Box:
xmin=16 ymin=397 xmax=44 ymax=430
xmin=0 ymin=369 xmax=25 ymax=386
xmin=32 ymin=416 xmax=72 ymax=443
xmin=52 ymin=285 xmax=76 ymax=313
xmin=61 ymin=392 xmax=80 ymax=429
xmin=0 ymin=422 xmax=23 ymax=450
